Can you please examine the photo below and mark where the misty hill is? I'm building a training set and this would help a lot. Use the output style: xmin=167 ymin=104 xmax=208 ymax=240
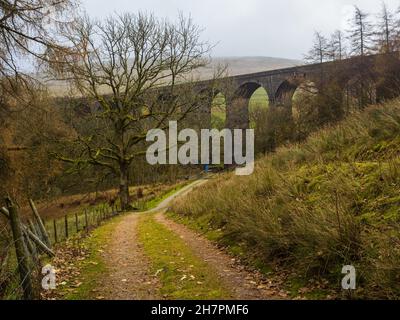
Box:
xmin=194 ymin=56 xmax=303 ymax=79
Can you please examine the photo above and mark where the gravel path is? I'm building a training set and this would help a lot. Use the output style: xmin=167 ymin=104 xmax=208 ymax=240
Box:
xmin=96 ymin=213 xmax=161 ymax=300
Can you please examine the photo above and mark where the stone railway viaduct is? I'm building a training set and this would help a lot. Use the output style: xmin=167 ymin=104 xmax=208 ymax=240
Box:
xmin=189 ymin=54 xmax=381 ymax=129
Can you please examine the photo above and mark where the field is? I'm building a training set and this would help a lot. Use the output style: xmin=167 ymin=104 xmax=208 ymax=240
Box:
xmin=211 ymin=88 xmax=269 ymax=129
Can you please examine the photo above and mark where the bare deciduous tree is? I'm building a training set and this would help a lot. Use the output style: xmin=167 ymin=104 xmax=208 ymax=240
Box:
xmin=50 ymin=13 xmax=212 ymax=210
xmin=0 ymin=0 xmax=76 ymax=84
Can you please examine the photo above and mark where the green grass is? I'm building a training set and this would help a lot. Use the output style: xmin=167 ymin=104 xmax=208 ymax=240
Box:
xmin=211 ymin=111 xmax=226 ymax=130
xmin=166 ymin=212 xmax=224 ymax=242
xmin=249 ymin=87 xmax=269 ymax=111
xmin=211 ymin=89 xmax=269 ymax=130
xmin=286 ymin=276 xmax=328 ymax=300
xmin=138 ymin=181 xmax=192 ymax=211
xmin=44 ymin=203 xmax=114 ymax=244
xmin=211 ymin=93 xmax=227 ymax=130
xmin=137 ymin=214 xmax=231 ymax=300
xmin=0 ymin=250 xmax=24 ymax=300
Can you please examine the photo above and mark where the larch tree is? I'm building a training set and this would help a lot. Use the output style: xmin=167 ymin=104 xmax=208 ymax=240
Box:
xmin=305 ymin=31 xmax=329 ymax=64
xmin=348 ymin=6 xmax=374 ymax=56
xmin=375 ymin=2 xmax=397 ymax=53
xmin=329 ymin=30 xmax=346 ymax=61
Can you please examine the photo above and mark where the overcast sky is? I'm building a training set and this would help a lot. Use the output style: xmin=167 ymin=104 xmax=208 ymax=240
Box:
xmin=81 ymin=0 xmax=398 ymax=60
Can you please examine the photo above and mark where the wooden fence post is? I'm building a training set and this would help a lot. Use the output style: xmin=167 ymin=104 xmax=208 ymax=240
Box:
xmin=6 ymin=198 xmax=35 ymax=300
xmin=84 ymin=209 xmax=88 ymax=231
xmin=75 ymin=213 xmax=79 ymax=232
xmin=25 ymin=228 xmax=55 ymax=257
xmin=23 ymin=229 xmax=38 ymax=264
xmin=28 ymin=220 xmax=40 ymax=237
xmin=64 ymin=215 xmax=69 ymax=239
xmin=29 ymin=199 xmax=51 ymax=248
xmin=53 ymin=219 xmax=58 ymax=243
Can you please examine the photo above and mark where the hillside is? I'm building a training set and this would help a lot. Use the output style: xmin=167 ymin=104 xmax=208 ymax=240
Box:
xmin=194 ymin=56 xmax=302 ymax=79
xmin=171 ymin=100 xmax=400 ymax=299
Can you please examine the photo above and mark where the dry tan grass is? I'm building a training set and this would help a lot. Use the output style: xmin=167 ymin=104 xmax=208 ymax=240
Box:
xmin=172 ymin=99 xmax=400 ymax=299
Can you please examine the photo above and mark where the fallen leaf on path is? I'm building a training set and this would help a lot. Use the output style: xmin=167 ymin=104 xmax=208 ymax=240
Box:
xmin=155 ymin=269 xmax=164 ymax=276
xmin=72 ymin=282 xmax=83 ymax=288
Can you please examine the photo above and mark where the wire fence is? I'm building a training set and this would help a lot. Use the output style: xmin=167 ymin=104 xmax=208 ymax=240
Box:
xmin=0 ymin=223 xmax=20 ymax=299
xmin=0 ymin=198 xmax=121 ymax=300
xmin=44 ymin=202 xmax=120 ymax=244
xmin=0 ymin=180 xmax=191 ymax=300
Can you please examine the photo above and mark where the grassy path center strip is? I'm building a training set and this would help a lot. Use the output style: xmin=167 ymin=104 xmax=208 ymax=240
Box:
xmin=137 ymin=214 xmax=232 ymax=300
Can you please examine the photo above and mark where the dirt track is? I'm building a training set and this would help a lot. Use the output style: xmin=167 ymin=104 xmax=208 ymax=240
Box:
xmin=95 ymin=179 xmax=280 ymax=300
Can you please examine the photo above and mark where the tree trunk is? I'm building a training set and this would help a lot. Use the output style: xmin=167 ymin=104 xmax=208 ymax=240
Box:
xmin=119 ymin=162 xmax=130 ymax=211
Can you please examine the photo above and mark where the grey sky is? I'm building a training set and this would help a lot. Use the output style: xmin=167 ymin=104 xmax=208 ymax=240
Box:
xmin=81 ymin=0 xmax=398 ymax=60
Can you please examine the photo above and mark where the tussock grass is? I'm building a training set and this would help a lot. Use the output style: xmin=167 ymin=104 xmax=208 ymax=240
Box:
xmin=171 ymin=100 xmax=400 ymax=299
xmin=137 ymin=214 xmax=231 ymax=300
